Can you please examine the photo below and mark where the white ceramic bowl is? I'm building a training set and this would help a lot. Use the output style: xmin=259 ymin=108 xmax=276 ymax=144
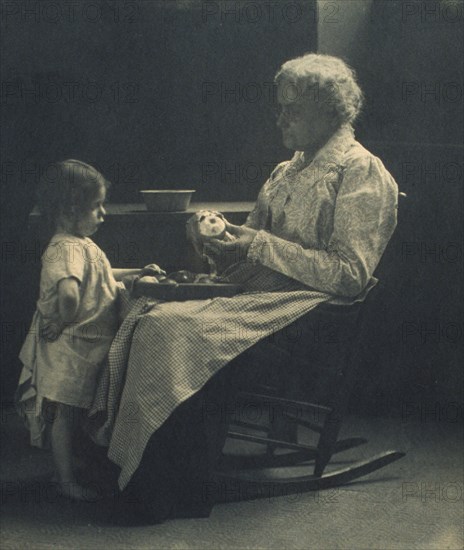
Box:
xmin=140 ymin=190 xmax=196 ymax=212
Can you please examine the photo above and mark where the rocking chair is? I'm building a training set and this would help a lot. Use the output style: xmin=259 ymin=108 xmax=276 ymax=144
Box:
xmin=213 ymin=294 xmax=405 ymax=501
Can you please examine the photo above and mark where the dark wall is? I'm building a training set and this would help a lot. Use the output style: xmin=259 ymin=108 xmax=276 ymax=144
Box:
xmin=1 ymin=0 xmax=318 ymax=399
xmin=318 ymin=0 xmax=463 ymax=413
xmin=2 ymin=0 xmax=318 ymax=208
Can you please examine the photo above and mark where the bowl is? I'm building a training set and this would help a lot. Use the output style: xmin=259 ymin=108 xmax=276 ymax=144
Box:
xmin=140 ymin=190 xmax=195 ymax=212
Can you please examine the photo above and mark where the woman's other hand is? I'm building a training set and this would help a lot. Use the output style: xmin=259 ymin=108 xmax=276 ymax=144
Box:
xmin=205 ymin=224 xmax=258 ymax=265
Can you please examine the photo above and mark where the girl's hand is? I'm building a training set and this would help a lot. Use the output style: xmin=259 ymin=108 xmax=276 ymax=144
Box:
xmin=140 ymin=263 xmax=166 ymax=277
xmin=41 ymin=319 xmax=66 ymax=342
xmin=205 ymin=224 xmax=258 ymax=265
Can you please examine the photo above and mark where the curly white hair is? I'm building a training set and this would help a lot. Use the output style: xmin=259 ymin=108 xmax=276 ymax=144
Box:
xmin=275 ymin=53 xmax=364 ymax=126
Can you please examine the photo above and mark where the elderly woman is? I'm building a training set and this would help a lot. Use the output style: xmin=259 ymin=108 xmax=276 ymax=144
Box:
xmin=91 ymin=54 xmax=398 ymax=521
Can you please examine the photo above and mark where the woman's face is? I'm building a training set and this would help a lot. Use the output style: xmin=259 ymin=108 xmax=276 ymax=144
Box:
xmin=276 ymin=80 xmax=336 ymax=153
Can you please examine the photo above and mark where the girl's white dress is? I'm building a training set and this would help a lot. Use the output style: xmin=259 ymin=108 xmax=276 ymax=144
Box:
xmin=16 ymin=233 xmax=120 ymax=447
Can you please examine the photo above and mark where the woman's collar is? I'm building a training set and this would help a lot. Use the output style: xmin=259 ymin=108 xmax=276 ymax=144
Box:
xmin=301 ymin=125 xmax=355 ymax=168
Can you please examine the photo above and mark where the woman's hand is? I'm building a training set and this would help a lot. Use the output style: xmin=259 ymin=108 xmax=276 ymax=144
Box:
xmin=205 ymin=224 xmax=258 ymax=265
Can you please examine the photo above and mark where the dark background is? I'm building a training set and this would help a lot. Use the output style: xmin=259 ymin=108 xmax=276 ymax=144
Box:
xmin=1 ymin=0 xmax=462 ymax=416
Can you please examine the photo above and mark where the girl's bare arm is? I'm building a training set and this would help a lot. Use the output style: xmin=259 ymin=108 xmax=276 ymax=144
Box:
xmin=57 ymin=278 xmax=80 ymax=322
xmin=112 ymin=264 xmax=166 ymax=281
xmin=41 ymin=277 xmax=80 ymax=341
xmin=112 ymin=268 xmax=142 ymax=281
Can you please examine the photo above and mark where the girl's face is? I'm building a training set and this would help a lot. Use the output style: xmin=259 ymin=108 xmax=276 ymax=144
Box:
xmin=75 ymin=185 xmax=106 ymax=237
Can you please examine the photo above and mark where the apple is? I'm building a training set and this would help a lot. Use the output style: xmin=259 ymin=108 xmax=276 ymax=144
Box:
xmin=168 ymin=270 xmax=196 ymax=283
xmin=138 ymin=276 xmax=159 ymax=284
xmin=158 ymin=277 xmax=178 ymax=285
xmin=195 ymin=274 xmax=215 ymax=284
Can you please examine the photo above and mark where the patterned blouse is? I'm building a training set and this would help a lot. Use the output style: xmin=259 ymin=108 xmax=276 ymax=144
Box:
xmin=245 ymin=125 xmax=399 ymax=297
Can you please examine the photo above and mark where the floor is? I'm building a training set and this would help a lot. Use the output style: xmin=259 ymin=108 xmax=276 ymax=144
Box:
xmin=1 ymin=408 xmax=462 ymax=550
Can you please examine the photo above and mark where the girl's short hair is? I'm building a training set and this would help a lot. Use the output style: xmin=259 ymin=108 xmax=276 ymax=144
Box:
xmin=37 ymin=159 xmax=109 ymax=229
xmin=275 ymin=53 xmax=364 ymax=126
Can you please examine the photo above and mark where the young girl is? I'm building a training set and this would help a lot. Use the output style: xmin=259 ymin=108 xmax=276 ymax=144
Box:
xmin=16 ymin=159 xmax=152 ymax=501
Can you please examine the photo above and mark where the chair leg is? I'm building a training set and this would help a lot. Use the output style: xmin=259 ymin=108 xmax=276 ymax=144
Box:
xmin=314 ymin=412 xmax=344 ymax=477
xmin=314 ymin=350 xmax=359 ymax=477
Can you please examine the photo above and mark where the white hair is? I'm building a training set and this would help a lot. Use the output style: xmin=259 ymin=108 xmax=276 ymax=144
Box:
xmin=275 ymin=53 xmax=364 ymax=126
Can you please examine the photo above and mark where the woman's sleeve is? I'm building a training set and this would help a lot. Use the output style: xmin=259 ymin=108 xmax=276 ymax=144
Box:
xmin=244 ymin=161 xmax=288 ymax=230
xmin=244 ymin=182 xmax=270 ymax=230
xmin=247 ymin=155 xmax=399 ymax=297
xmin=243 ymin=200 xmax=266 ymax=230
